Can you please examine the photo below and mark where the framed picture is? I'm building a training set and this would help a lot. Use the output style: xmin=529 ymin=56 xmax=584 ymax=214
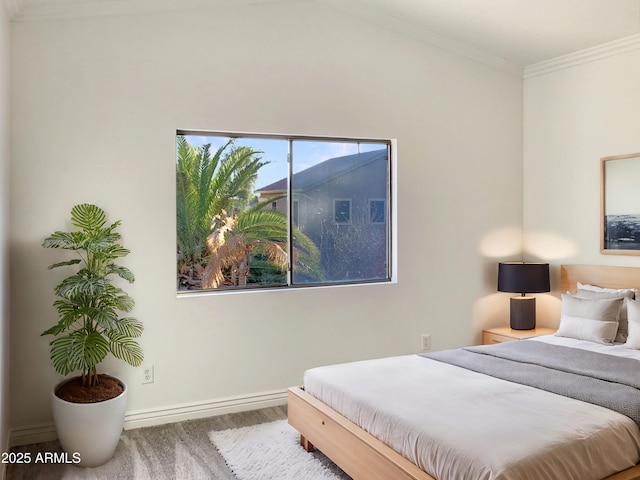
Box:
xmin=601 ymin=153 xmax=640 ymax=255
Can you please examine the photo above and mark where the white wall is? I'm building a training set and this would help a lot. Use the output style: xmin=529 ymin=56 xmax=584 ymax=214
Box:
xmin=523 ymin=43 xmax=640 ymax=322
xmin=9 ymin=1 xmax=523 ymax=432
xmin=0 ymin=0 xmax=9 ymax=471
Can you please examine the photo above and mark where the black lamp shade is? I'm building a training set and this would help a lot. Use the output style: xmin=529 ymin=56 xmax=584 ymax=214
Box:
xmin=497 ymin=262 xmax=550 ymax=294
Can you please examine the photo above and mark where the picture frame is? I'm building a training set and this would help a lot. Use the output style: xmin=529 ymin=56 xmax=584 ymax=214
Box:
xmin=601 ymin=153 xmax=640 ymax=255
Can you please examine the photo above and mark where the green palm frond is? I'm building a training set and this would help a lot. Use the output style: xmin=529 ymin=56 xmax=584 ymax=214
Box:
xmin=114 ymin=296 xmax=135 ymax=314
xmin=43 ymin=231 xmax=88 ymax=250
xmin=106 ymin=264 xmax=135 ymax=282
xmin=49 ymin=335 xmax=80 ymax=376
xmin=216 ymin=146 xmax=266 ymax=206
xmin=112 ymin=317 xmax=144 ymax=338
xmin=96 ymin=244 xmax=131 ymax=260
xmin=48 ymin=259 xmax=82 ymax=270
xmin=107 ymin=334 xmax=144 ymax=367
xmin=54 ymin=273 xmax=107 ymax=299
xmin=74 ymin=332 xmax=110 ymax=372
xmin=48 ymin=300 xmax=94 ymax=330
xmin=236 ymin=210 xmax=288 ymax=241
xmin=292 ymin=229 xmax=322 ymax=279
xmin=50 ymin=331 xmax=110 ymax=376
xmin=42 ymin=300 xmax=82 ymax=335
xmin=70 ymin=203 xmax=107 ymax=231
xmin=90 ymin=309 xmax=119 ymax=331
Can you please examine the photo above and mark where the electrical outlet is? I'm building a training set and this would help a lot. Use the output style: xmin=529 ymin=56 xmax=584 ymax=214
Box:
xmin=142 ymin=365 xmax=154 ymax=384
xmin=421 ymin=334 xmax=432 ymax=351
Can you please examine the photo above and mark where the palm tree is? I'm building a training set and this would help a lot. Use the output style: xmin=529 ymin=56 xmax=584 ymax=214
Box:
xmin=176 ymin=136 xmax=322 ymax=289
xmin=201 ymin=207 xmax=321 ymax=288
xmin=176 ymin=136 xmax=266 ymax=288
xmin=202 ymin=209 xmax=285 ymax=288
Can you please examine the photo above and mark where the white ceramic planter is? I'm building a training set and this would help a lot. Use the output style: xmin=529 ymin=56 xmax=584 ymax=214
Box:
xmin=51 ymin=376 xmax=127 ymax=467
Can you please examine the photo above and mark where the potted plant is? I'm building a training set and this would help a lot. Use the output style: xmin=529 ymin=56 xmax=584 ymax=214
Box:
xmin=41 ymin=203 xmax=143 ymax=467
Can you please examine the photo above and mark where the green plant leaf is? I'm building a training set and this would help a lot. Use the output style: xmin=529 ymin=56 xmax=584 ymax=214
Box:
xmin=108 ymin=335 xmax=144 ymax=367
xmin=90 ymin=308 xmax=118 ymax=331
xmin=49 ymin=335 xmax=79 ymax=375
xmin=42 ymin=300 xmax=84 ymax=336
xmin=99 ymin=244 xmax=130 ymax=259
xmin=112 ymin=317 xmax=143 ymax=338
xmin=42 ymin=323 xmax=69 ymax=337
xmin=47 ymin=259 xmax=81 ymax=270
xmin=43 ymin=231 xmax=87 ymax=250
xmin=114 ymin=293 xmax=135 ymax=312
xmin=70 ymin=204 xmax=107 ymax=231
xmin=55 ymin=273 xmax=108 ymax=300
xmin=106 ymin=264 xmax=135 ymax=283
xmin=70 ymin=331 xmax=110 ymax=373
xmin=49 ymin=331 xmax=109 ymax=375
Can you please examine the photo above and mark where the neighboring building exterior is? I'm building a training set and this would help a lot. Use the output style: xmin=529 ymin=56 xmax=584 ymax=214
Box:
xmin=256 ymin=148 xmax=390 ymax=282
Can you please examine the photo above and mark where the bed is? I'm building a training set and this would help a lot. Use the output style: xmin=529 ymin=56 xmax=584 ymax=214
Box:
xmin=288 ymin=264 xmax=640 ymax=480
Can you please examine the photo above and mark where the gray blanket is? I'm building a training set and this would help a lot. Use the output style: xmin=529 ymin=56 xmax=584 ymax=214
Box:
xmin=422 ymin=340 xmax=640 ymax=426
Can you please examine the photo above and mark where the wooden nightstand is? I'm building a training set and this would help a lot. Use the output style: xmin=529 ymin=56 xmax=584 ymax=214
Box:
xmin=482 ymin=326 xmax=557 ymax=345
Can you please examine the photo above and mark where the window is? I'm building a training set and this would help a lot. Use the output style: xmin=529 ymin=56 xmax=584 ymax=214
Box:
xmin=369 ymin=199 xmax=385 ymax=224
xmin=176 ymin=131 xmax=392 ymax=292
xmin=334 ymin=199 xmax=351 ymax=224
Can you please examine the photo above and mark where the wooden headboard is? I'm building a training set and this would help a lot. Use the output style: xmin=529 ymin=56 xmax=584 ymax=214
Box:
xmin=561 ymin=264 xmax=640 ymax=293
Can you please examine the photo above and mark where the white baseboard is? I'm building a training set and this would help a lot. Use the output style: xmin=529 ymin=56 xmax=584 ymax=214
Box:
xmin=10 ymin=388 xmax=288 ymax=447
xmin=9 ymin=423 xmax=56 ymax=448
xmin=124 ymin=388 xmax=288 ymax=430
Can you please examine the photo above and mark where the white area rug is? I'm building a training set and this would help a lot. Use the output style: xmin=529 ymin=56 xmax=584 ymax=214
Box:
xmin=210 ymin=420 xmax=347 ymax=480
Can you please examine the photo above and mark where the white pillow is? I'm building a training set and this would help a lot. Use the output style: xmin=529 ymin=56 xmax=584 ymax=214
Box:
xmin=624 ymin=300 xmax=640 ymax=349
xmin=577 ymin=282 xmax=638 ymax=297
xmin=556 ymin=294 xmax=623 ymax=344
xmin=575 ymin=288 xmax=634 ymax=343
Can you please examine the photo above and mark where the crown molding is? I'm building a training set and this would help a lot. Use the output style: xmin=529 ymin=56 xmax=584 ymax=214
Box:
xmin=524 ymin=33 xmax=640 ymax=78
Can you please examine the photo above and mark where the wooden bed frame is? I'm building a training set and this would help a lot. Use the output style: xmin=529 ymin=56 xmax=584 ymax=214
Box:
xmin=288 ymin=264 xmax=640 ymax=480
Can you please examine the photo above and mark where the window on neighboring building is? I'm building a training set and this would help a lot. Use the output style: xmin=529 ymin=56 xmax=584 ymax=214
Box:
xmin=334 ymin=199 xmax=351 ymax=224
xmin=369 ymin=199 xmax=385 ymax=224
xmin=176 ymin=131 xmax=392 ymax=292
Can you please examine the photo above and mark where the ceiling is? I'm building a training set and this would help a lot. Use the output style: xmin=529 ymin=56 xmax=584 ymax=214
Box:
xmin=6 ymin=0 xmax=640 ymax=67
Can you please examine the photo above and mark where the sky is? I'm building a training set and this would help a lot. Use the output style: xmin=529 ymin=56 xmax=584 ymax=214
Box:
xmin=181 ymin=133 xmax=387 ymax=190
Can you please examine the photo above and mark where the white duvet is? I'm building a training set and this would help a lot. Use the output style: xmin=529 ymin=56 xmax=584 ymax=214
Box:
xmin=303 ymin=336 xmax=640 ymax=480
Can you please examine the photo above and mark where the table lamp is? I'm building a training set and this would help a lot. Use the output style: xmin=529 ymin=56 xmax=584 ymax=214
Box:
xmin=497 ymin=262 xmax=550 ymax=330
